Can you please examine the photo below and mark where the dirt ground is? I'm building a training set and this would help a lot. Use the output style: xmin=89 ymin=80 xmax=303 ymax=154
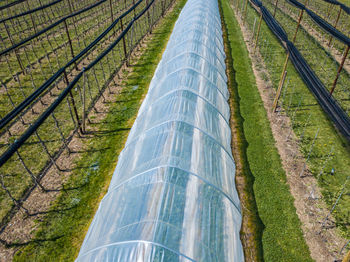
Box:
xmin=0 ymin=65 xmax=127 ymax=262
xmin=233 ymin=6 xmax=348 ymax=262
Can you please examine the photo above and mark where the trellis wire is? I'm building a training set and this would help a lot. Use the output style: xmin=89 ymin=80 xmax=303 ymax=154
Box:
xmin=0 ymin=0 xmax=173 ymax=242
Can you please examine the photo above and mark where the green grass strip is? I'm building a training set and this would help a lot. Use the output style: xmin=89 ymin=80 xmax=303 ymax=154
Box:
xmin=219 ymin=0 xmax=313 ymax=261
xmin=243 ymin=0 xmax=350 ymax=240
xmin=12 ymin=1 xmax=187 ymax=260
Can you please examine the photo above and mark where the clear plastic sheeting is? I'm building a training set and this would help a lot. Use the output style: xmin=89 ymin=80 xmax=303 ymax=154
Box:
xmin=76 ymin=0 xmax=244 ymax=260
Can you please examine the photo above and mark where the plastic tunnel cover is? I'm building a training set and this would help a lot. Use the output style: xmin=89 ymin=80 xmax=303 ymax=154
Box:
xmin=76 ymin=0 xmax=244 ymax=261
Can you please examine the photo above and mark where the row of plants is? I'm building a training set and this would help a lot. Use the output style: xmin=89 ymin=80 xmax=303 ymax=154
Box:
xmin=220 ymin=0 xmax=314 ymax=260
xmin=10 ymin=0 xmax=188 ymax=260
xmin=234 ymin=0 xmax=350 ymax=253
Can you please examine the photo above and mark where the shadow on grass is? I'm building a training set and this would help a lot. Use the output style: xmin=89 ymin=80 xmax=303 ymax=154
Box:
xmin=0 ymin=235 xmax=64 ymax=248
xmin=85 ymin=128 xmax=131 ymax=135
xmin=27 ymin=203 xmax=78 ymax=217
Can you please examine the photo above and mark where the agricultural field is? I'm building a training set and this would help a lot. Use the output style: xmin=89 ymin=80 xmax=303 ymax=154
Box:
xmin=0 ymin=0 xmax=152 ymax=232
xmin=0 ymin=0 xmax=182 ymax=259
xmin=0 ymin=0 xmax=349 ymax=261
xmin=222 ymin=0 xmax=350 ymax=260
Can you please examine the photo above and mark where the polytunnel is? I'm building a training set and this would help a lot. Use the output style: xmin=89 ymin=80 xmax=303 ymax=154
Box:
xmin=76 ymin=0 xmax=244 ymax=260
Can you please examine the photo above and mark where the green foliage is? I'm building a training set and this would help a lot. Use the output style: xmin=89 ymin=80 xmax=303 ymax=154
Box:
xmin=220 ymin=0 xmax=313 ymax=261
xmin=242 ymin=0 xmax=350 ymax=241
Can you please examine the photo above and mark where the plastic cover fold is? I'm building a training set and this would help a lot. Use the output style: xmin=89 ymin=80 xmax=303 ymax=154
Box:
xmin=76 ymin=0 xmax=244 ymax=260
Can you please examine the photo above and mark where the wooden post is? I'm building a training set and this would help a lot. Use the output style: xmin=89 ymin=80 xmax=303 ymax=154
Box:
xmin=64 ymin=19 xmax=74 ymax=59
xmin=26 ymin=1 xmax=37 ymax=34
xmin=254 ymin=12 xmax=263 ymax=51
xmin=82 ymin=70 xmax=86 ymax=133
xmin=328 ymin=6 xmax=341 ymax=47
xmin=146 ymin=0 xmax=152 ymax=34
xmin=63 ymin=70 xmax=82 ymax=133
xmin=273 ymin=0 xmax=279 ymax=17
xmin=330 ymin=45 xmax=349 ymax=96
xmin=63 ymin=19 xmax=77 ymax=70
xmin=109 ymin=0 xmax=114 ymax=23
xmin=120 ymin=18 xmax=129 ymax=66
xmin=133 ymin=0 xmax=136 ymax=17
xmin=69 ymin=90 xmax=82 ymax=133
xmin=326 ymin=2 xmax=332 ymax=18
xmin=243 ymin=0 xmax=248 ymax=22
xmin=128 ymin=22 xmax=135 ymax=65
xmin=273 ymin=71 xmax=287 ymax=112
xmin=4 ymin=22 xmax=25 ymax=72
xmin=161 ymin=0 xmax=165 ymax=17
xmin=293 ymin=0 xmax=307 ymax=43
xmin=272 ymin=0 xmax=307 ymax=112
xmin=273 ymin=53 xmax=290 ymax=109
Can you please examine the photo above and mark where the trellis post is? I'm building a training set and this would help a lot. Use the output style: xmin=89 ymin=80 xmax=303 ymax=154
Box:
xmin=328 ymin=6 xmax=341 ymax=47
xmin=273 ymin=71 xmax=287 ymax=112
xmin=330 ymin=45 xmax=349 ymax=96
xmin=63 ymin=19 xmax=78 ymax=70
xmin=273 ymin=0 xmax=307 ymax=112
xmin=254 ymin=12 xmax=263 ymax=51
xmin=119 ymin=18 xmax=129 ymax=66
xmin=3 ymin=22 xmax=25 ymax=72
xmin=273 ymin=0 xmax=279 ymax=17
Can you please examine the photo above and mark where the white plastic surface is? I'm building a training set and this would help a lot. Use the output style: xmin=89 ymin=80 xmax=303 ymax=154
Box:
xmin=76 ymin=0 xmax=244 ymax=260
